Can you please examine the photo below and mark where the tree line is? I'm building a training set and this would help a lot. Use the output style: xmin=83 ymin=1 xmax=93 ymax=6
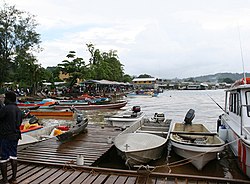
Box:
xmin=0 ymin=3 xmax=132 ymax=94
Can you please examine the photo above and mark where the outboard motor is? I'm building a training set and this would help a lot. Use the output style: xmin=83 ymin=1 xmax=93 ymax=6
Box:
xmin=131 ymin=106 xmax=141 ymax=118
xmin=132 ymin=106 xmax=141 ymax=113
xmin=76 ymin=114 xmax=83 ymax=124
xmin=184 ymin=109 xmax=195 ymax=125
xmin=29 ymin=116 xmax=39 ymax=124
xmin=22 ymin=109 xmax=33 ymax=118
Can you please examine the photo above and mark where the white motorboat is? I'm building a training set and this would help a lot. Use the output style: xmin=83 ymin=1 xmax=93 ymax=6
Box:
xmin=104 ymin=106 xmax=145 ymax=127
xmin=217 ymin=78 xmax=250 ymax=178
xmin=114 ymin=113 xmax=172 ymax=167
xmin=170 ymin=109 xmax=225 ymax=170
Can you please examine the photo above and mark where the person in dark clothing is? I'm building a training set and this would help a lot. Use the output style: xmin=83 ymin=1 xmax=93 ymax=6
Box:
xmin=0 ymin=95 xmax=4 ymax=109
xmin=0 ymin=92 xmax=22 ymax=184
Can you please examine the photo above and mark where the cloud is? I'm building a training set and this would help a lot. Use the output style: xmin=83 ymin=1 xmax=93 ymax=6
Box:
xmin=2 ymin=0 xmax=250 ymax=79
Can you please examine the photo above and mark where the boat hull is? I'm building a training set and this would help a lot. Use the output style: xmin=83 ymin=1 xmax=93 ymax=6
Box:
xmin=221 ymin=113 xmax=250 ymax=178
xmin=54 ymin=100 xmax=127 ymax=110
xmin=19 ymin=114 xmax=88 ymax=145
xmin=127 ymin=93 xmax=158 ymax=98
xmin=19 ymin=125 xmax=57 ymax=145
xmin=170 ymin=123 xmax=225 ymax=170
xmin=171 ymin=141 xmax=223 ymax=170
xmin=105 ymin=112 xmax=145 ymax=127
xmin=114 ymin=132 xmax=167 ymax=166
xmin=56 ymin=118 xmax=88 ymax=141
xmin=29 ymin=110 xmax=73 ymax=117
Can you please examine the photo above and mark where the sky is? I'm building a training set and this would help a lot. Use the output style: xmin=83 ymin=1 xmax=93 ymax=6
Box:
xmin=2 ymin=0 xmax=250 ymax=79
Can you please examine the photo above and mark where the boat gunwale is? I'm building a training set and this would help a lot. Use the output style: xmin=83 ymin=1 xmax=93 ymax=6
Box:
xmin=105 ymin=113 xmax=145 ymax=122
xmin=114 ymin=132 xmax=167 ymax=153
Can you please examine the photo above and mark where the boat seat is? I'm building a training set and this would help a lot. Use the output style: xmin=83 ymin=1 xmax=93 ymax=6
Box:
xmin=140 ymin=125 xmax=170 ymax=132
xmin=135 ymin=130 xmax=169 ymax=135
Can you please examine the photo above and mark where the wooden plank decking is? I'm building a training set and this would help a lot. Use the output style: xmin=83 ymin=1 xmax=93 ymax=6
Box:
xmin=18 ymin=124 xmax=121 ymax=166
xmin=3 ymin=124 xmax=248 ymax=183
xmin=1 ymin=162 xmax=250 ymax=184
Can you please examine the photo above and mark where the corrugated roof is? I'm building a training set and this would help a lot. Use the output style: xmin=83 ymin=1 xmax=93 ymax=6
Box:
xmin=81 ymin=80 xmax=132 ymax=85
xmin=132 ymin=78 xmax=157 ymax=82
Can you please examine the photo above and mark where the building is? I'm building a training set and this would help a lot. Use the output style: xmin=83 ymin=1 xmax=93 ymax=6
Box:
xmin=132 ymin=78 xmax=158 ymax=89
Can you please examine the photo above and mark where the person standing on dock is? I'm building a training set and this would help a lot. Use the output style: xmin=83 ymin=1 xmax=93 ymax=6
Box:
xmin=0 ymin=92 xmax=22 ymax=184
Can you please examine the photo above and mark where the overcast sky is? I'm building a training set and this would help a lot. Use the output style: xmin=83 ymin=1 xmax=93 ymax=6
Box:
xmin=2 ymin=0 xmax=250 ymax=79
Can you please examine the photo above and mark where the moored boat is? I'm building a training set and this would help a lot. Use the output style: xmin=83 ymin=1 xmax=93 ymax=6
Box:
xmin=114 ymin=113 xmax=172 ymax=167
xmin=170 ymin=109 xmax=225 ymax=170
xmin=104 ymin=106 xmax=145 ymax=127
xmin=57 ymin=99 xmax=89 ymax=106
xmin=54 ymin=100 xmax=127 ymax=110
xmin=114 ymin=133 xmax=167 ymax=167
xmin=127 ymin=91 xmax=158 ymax=98
xmin=56 ymin=112 xmax=88 ymax=141
xmin=17 ymin=98 xmax=58 ymax=109
xmin=19 ymin=108 xmax=88 ymax=145
xmin=29 ymin=109 xmax=74 ymax=117
xmin=217 ymin=77 xmax=250 ymax=178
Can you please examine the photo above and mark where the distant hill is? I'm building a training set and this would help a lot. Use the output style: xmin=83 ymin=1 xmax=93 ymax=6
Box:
xmin=183 ymin=72 xmax=250 ymax=83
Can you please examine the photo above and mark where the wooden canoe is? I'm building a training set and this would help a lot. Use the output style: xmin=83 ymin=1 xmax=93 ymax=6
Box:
xmin=54 ymin=100 xmax=127 ymax=110
xmin=30 ymin=110 xmax=74 ymax=117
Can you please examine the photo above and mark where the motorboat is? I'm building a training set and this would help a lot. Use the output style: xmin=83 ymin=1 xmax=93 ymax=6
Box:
xmin=170 ymin=109 xmax=225 ymax=170
xmin=19 ymin=107 xmax=88 ymax=145
xmin=114 ymin=113 xmax=172 ymax=167
xmin=217 ymin=78 xmax=250 ymax=178
xmin=104 ymin=106 xmax=145 ymax=127
xmin=145 ymin=112 xmax=168 ymax=124
xmin=127 ymin=90 xmax=158 ymax=98
xmin=56 ymin=113 xmax=88 ymax=141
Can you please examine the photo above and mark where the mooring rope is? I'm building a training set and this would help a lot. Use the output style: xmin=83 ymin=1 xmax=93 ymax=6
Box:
xmin=149 ymin=137 xmax=242 ymax=172
xmin=62 ymin=160 xmax=76 ymax=171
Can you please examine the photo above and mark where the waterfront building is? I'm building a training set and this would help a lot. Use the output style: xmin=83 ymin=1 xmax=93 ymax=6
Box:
xmin=132 ymin=77 xmax=158 ymax=89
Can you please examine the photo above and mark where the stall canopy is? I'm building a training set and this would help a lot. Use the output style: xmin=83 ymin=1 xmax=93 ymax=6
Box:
xmin=80 ymin=80 xmax=132 ymax=86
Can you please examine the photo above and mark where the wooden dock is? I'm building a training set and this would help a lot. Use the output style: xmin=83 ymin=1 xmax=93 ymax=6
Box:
xmin=2 ymin=124 xmax=249 ymax=183
xmin=17 ymin=124 xmax=120 ymax=166
xmin=1 ymin=162 xmax=250 ymax=184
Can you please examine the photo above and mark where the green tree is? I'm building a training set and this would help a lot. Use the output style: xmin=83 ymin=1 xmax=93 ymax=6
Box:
xmin=138 ymin=74 xmax=152 ymax=78
xmin=218 ymin=78 xmax=234 ymax=84
xmin=122 ymin=74 xmax=132 ymax=82
xmin=46 ymin=66 xmax=63 ymax=82
xmin=58 ymin=51 xmax=88 ymax=88
xmin=86 ymin=44 xmax=124 ymax=81
xmin=0 ymin=3 xmax=41 ymax=86
xmin=13 ymin=50 xmax=45 ymax=94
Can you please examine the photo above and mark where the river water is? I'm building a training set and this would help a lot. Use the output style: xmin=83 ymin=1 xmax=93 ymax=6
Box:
xmin=65 ymin=90 xmax=249 ymax=180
